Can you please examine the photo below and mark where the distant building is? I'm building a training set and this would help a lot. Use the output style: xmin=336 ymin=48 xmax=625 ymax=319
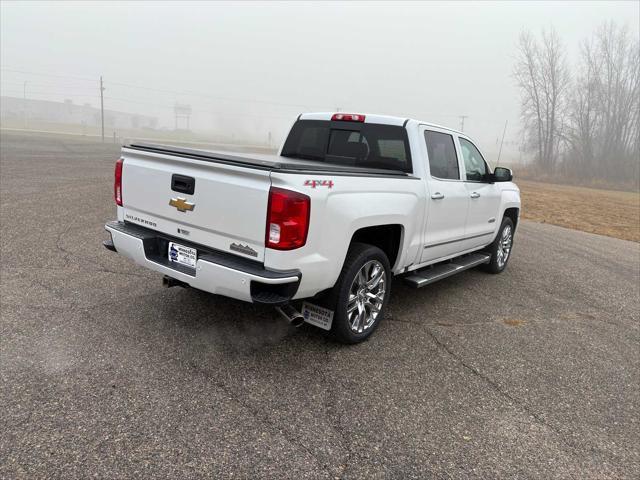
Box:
xmin=0 ymin=96 xmax=158 ymax=130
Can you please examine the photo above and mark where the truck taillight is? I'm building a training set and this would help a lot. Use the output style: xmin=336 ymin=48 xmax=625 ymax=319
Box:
xmin=331 ymin=113 xmax=365 ymax=122
xmin=266 ymin=187 xmax=310 ymax=250
xmin=114 ymin=158 xmax=123 ymax=206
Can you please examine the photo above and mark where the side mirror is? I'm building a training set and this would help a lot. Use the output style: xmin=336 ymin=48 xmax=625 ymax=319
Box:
xmin=492 ymin=166 xmax=513 ymax=182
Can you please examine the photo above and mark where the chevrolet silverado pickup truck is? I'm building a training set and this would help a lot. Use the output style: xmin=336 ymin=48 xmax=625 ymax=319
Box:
xmin=104 ymin=112 xmax=520 ymax=343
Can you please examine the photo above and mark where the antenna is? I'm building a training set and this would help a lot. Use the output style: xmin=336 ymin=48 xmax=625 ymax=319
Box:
xmin=497 ymin=120 xmax=508 ymax=165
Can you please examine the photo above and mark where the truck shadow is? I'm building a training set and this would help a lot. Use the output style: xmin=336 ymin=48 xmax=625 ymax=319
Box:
xmin=149 ymin=286 xmax=332 ymax=354
xmin=116 ymin=262 xmax=517 ymax=375
xmin=150 ymin=266 xmax=493 ymax=352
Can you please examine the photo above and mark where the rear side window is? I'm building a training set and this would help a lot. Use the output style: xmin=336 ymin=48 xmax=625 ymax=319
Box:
xmin=281 ymin=120 xmax=412 ymax=172
xmin=424 ymin=130 xmax=459 ymax=180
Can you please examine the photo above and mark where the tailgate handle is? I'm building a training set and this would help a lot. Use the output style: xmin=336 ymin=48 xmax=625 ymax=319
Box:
xmin=171 ymin=174 xmax=195 ymax=195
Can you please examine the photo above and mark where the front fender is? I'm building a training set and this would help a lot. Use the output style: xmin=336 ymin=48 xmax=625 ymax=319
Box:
xmin=493 ymin=187 xmax=521 ymax=241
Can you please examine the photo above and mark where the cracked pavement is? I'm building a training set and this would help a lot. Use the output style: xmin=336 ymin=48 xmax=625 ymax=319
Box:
xmin=1 ymin=132 xmax=639 ymax=479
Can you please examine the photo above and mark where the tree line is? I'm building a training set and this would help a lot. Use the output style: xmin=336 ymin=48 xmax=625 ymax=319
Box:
xmin=514 ymin=22 xmax=639 ymax=186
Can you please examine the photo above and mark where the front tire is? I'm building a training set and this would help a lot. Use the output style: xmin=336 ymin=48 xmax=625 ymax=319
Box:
xmin=327 ymin=243 xmax=391 ymax=344
xmin=483 ymin=217 xmax=514 ymax=274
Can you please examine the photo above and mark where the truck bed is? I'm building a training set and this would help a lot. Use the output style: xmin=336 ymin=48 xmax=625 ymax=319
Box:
xmin=125 ymin=143 xmax=411 ymax=177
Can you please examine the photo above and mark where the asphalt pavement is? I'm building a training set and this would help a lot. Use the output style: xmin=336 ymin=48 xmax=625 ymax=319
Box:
xmin=1 ymin=131 xmax=639 ymax=479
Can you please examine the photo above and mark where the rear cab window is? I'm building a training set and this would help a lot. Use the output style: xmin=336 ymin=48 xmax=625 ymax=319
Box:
xmin=281 ymin=120 xmax=412 ymax=173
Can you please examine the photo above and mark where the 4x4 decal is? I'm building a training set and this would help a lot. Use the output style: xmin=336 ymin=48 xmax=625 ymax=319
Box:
xmin=304 ymin=179 xmax=334 ymax=189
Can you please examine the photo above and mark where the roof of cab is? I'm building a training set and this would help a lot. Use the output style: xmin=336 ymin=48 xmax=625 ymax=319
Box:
xmin=298 ymin=112 xmax=463 ymax=135
xmin=299 ymin=112 xmax=407 ymax=126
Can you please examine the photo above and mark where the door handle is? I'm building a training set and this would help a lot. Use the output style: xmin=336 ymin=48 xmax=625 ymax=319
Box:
xmin=431 ymin=192 xmax=445 ymax=200
xmin=470 ymin=192 xmax=480 ymax=199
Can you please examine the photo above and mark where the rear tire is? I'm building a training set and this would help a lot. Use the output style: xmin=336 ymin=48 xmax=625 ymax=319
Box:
xmin=483 ymin=217 xmax=514 ymax=274
xmin=326 ymin=243 xmax=391 ymax=344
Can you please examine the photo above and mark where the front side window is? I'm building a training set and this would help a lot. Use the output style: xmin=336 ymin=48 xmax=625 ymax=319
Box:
xmin=424 ymin=130 xmax=459 ymax=180
xmin=459 ymin=138 xmax=488 ymax=181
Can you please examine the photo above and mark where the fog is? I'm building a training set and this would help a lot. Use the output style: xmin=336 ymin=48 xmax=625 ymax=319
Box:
xmin=1 ymin=1 xmax=638 ymax=162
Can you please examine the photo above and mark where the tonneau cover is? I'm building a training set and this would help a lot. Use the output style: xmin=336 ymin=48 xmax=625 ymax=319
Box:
xmin=125 ymin=143 xmax=410 ymax=176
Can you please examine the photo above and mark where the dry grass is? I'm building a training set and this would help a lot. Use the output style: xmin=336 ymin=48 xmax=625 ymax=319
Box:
xmin=515 ymin=167 xmax=639 ymax=192
xmin=518 ymin=180 xmax=640 ymax=242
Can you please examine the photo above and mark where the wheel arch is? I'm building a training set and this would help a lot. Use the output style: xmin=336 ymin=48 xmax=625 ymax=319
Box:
xmin=503 ymin=207 xmax=520 ymax=231
xmin=349 ymin=224 xmax=404 ymax=270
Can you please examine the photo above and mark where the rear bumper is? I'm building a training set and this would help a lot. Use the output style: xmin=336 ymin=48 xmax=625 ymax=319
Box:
xmin=104 ymin=221 xmax=300 ymax=304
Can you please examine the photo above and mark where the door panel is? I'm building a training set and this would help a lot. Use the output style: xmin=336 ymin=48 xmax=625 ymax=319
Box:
xmin=420 ymin=128 xmax=469 ymax=263
xmin=464 ymin=182 xmax=501 ymax=249
xmin=457 ymin=136 xmax=502 ymax=250
xmin=421 ymin=180 xmax=470 ymax=262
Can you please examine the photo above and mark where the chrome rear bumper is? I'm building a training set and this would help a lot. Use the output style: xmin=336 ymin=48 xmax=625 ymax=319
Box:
xmin=104 ymin=221 xmax=300 ymax=304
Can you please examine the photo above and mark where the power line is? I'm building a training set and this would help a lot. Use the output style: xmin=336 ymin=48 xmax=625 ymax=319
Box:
xmin=2 ymin=84 xmax=296 ymax=116
xmin=0 ymin=67 xmax=97 ymax=82
xmin=1 ymin=67 xmax=315 ymax=110
xmin=104 ymin=96 xmax=294 ymax=120
xmin=105 ymin=79 xmax=313 ymax=110
xmin=1 ymin=80 xmax=98 ymax=90
xmin=3 ymin=88 xmax=297 ymax=121
xmin=1 ymin=89 xmax=98 ymax=98
xmin=1 ymin=80 xmax=32 ymax=87
xmin=0 ymin=84 xmax=95 ymax=95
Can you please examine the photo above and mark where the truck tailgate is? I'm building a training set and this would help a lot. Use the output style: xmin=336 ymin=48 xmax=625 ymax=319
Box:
xmin=120 ymin=147 xmax=271 ymax=261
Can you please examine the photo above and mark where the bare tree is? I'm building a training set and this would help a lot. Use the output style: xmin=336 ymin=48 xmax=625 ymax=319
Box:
xmin=568 ymin=22 xmax=639 ymax=182
xmin=514 ymin=28 xmax=570 ymax=172
xmin=567 ymin=38 xmax=600 ymax=175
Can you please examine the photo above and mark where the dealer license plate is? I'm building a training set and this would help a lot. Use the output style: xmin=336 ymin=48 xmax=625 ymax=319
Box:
xmin=301 ymin=302 xmax=334 ymax=330
xmin=168 ymin=242 xmax=197 ymax=269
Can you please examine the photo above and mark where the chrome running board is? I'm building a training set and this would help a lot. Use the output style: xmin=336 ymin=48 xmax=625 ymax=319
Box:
xmin=403 ymin=253 xmax=490 ymax=288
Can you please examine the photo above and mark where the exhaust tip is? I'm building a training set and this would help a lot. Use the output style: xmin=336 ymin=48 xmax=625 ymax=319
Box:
xmin=289 ymin=315 xmax=305 ymax=328
xmin=276 ymin=304 xmax=305 ymax=328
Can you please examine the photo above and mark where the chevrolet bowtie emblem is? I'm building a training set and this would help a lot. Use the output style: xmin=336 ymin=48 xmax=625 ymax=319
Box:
xmin=169 ymin=197 xmax=195 ymax=212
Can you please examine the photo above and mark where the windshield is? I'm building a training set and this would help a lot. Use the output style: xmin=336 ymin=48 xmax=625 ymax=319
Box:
xmin=281 ymin=120 xmax=412 ymax=173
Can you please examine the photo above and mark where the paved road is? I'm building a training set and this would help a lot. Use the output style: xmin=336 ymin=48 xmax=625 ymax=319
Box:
xmin=1 ymin=132 xmax=639 ymax=479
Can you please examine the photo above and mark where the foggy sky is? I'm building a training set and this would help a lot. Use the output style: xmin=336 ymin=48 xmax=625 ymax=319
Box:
xmin=1 ymin=1 xmax=638 ymax=161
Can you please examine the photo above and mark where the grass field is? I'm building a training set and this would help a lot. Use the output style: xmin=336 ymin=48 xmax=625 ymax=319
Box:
xmin=518 ymin=180 xmax=640 ymax=242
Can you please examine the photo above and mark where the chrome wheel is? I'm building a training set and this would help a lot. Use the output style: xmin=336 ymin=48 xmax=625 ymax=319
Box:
xmin=347 ymin=260 xmax=387 ymax=334
xmin=496 ymin=225 xmax=512 ymax=268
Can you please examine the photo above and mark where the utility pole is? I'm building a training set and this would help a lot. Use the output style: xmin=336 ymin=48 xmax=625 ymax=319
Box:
xmin=23 ymin=81 xmax=27 ymax=128
xmin=100 ymin=76 xmax=105 ymax=143
xmin=459 ymin=115 xmax=468 ymax=132
xmin=497 ymin=120 xmax=508 ymax=166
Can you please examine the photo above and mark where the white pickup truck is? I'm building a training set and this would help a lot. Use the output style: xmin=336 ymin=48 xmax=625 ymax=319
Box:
xmin=104 ymin=112 xmax=520 ymax=343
